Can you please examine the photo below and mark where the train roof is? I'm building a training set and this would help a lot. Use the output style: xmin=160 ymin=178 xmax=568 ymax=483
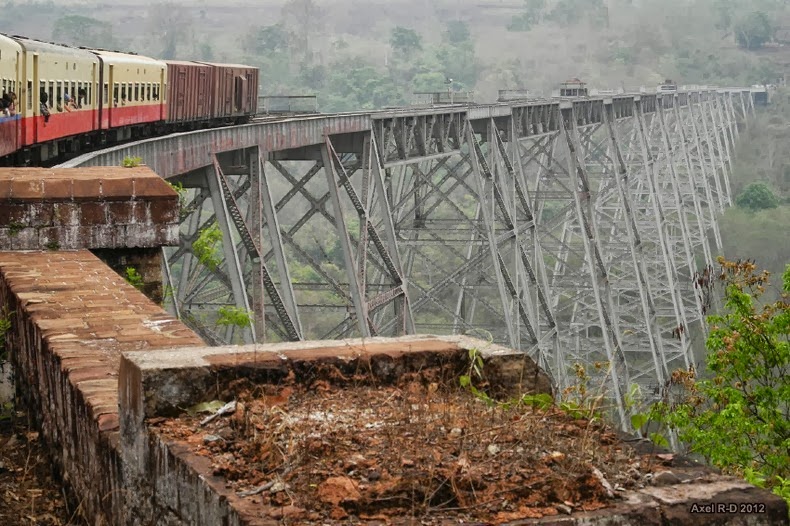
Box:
xmin=90 ymin=49 xmax=165 ymax=67
xmin=0 ymin=33 xmax=22 ymax=50
xmin=10 ymin=35 xmax=97 ymax=59
xmin=195 ymin=61 xmax=258 ymax=70
xmin=165 ymin=60 xmax=212 ymax=67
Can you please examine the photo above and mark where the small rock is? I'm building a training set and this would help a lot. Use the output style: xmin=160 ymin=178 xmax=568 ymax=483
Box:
xmin=591 ymin=467 xmax=614 ymax=498
xmin=557 ymin=504 xmax=573 ymax=515
xmin=269 ymin=481 xmax=289 ymax=494
xmin=487 ymin=444 xmax=501 ymax=456
xmin=367 ymin=469 xmax=381 ymax=481
xmin=652 ymin=470 xmax=681 ymax=486
xmin=516 ymin=447 xmax=524 ymax=454
xmin=318 ymin=476 xmax=361 ymax=506
xmin=216 ymin=427 xmax=234 ymax=440
xmin=548 ymin=451 xmax=566 ymax=462
xmin=203 ymin=434 xmax=223 ymax=444
xmin=401 ymin=458 xmax=415 ymax=467
xmin=450 ymin=428 xmax=463 ymax=437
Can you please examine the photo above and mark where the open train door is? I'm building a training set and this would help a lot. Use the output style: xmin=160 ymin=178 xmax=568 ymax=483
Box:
xmin=30 ymin=53 xmax=39 ymax=144
xmin=234 ymin=75 xmax=246 ymax=113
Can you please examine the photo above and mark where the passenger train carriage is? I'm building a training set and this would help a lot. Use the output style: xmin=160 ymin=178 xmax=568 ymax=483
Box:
xmin=0 ymin=33 xmax=258 ymax=164
xmin=0 ymin=34 xmax=22 ymax=158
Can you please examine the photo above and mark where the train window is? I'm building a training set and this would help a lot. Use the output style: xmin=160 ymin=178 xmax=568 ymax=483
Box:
xmin=27 ymin=80 xmax=32 ymax=110
xmin=103 ymin=83 xmax=108 ymax=104
xmin=56 ymin=82 xmax=62 ymax=110
xmin=152 ymin=84 xmax=159 ymax=101
xmin=113 ymin=83 xmax=119 ymax=105
xmin=163 ymin=83 xmax=167 ymax=102
xmin=147 ymin=83 xmax=151 ymax=101
xmin=48 ymin=81 xmax=54 ymax=108
xmin=128 ymin=82 xmax=133 ymax=101
xmin=134 ymin=83 xmax=139 ymax=102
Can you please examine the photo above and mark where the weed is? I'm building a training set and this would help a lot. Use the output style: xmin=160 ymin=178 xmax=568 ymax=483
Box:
xmin=0 ymin=306 xmax=13 ymax=362
xmin=216 ymin=306 xmax=254 ymax=329
xmin=124 ymin=267 xmax=144 ymax=290
xmin=7 ymin=220 xmax=26 ymax=237
xmin=121 ymin=156 xmax=144 ymax=168
xmin=192 ymin=222 xmax=223 ymax=271
xmin=44 ymin=240 xmax=60 ymax=251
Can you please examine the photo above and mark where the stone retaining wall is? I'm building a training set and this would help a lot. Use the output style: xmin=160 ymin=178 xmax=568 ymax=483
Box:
xmin=0 ymin=250 xmax=202 ymax=524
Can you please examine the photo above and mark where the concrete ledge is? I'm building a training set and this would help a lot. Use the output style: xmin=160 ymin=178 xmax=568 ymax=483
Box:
xmin=118 ymin=335 xmax=554 ymax=525
xmin=117 ymin=337 xmax=787 ymax=525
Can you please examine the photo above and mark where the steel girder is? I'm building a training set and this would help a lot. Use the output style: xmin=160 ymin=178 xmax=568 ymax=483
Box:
xmin=152 ymin=90 xmax=748 ymax=431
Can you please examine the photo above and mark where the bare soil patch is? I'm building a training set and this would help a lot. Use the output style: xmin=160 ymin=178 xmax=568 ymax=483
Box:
xmin=151 ymin=370 xmax=654 ymax=524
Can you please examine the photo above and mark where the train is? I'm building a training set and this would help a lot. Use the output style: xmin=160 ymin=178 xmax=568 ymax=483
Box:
xmin=0 ymin=34 xmax=259 ymax=164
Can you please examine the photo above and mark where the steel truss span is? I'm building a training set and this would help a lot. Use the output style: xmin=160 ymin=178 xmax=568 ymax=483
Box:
xmin=61 ymin=88 xmax=758 ymax=429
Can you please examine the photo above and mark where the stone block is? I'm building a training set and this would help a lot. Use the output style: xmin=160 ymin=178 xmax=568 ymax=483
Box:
xmin=148 ymin=200 xmax=178 ymax=224
xmin=0 ymin=203 xmax=30 ymax=225
xmin=132 ymin=176 xmax=176 ymax=199
xmin=53 ymin=203 xmax=81 ymax=226
xmin=101 ymin=178 xmax=135 ymax=200
xmin=10 ymin=178 xmax=44 ymax=200
xmin=107 ymin=202 xmax=134 ymax=224
xmin=72 ymin=178 xmax=103 ymax=200
xmin=42 ymin=178 xmax=73 ymax=199
xmin=80 ymin=202 xmax=108 ymax=226
xmin=28 ymin=202 xmax=55 ymax=227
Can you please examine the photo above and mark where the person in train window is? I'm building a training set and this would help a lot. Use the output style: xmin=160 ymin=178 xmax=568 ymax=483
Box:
xmin=40 ymin=90 xmax=51 ymax=122
xmin=0 ymin=92 xmax=10 ymax=116
xmin=77 ymin=88 xmax=87 ymax=109
xmin=63 ymin=92 xmax=76 ymax=112
xmin=1 ymin=92 xmax=17 ymax=116
xmin=56 ymin=97 xmax=63 ymax=112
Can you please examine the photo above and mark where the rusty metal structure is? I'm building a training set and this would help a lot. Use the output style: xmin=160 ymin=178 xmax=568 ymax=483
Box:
xmin=61 ymin=87 xmax=760 ymax=428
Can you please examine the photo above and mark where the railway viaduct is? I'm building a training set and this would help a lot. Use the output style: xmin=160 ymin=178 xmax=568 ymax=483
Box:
xmin=1 ymin=87 xmax=788 ymax=524
xmin=60 ymin=88 xmax=760 ymax=427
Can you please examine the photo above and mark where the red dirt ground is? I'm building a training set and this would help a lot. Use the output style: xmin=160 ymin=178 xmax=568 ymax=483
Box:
xmin=151 ymin=371 xmax=655 ymax=525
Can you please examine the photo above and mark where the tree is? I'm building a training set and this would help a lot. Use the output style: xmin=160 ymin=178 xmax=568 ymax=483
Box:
xmin=281 ymin=0 xmax=323 ymax=61
xmin=147 ymin=2 xmax=194 ymax=59
xmin=244 ymin=24 xmax=290 ymax=56
xmin=390 ymin=26 xmax=422 ymax=56
xmin=734 ymin=11 xmax=773 ymax=50
xmin=444 ymin=20 xmax=471 ymax=45
xmin=52 ymin=15 xmax=115 ymax=49
xmin=736 ymin=182 xmax=780 ymax=211
xmin=655 ymin=259 xmax=789 ymax=505
xmin=548 ymin=0 xmax=607 ymax=26
xmin=508 ymin=0 xmax=546 ymax=32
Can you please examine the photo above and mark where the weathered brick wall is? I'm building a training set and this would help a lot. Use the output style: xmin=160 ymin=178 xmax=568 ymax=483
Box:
xmin=0 ymin=167 xmax=178 ymax=250
xmin=0 ymin=251 xmax=202 ymax=524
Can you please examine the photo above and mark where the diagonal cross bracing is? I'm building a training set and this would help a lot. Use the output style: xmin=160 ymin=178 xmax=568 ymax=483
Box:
xmin=62 ymin=87 xmax=758 ymax=429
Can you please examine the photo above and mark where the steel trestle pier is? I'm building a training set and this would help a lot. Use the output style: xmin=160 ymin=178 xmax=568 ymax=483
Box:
xmin=61 ymin=87 xmax=760 ymax=428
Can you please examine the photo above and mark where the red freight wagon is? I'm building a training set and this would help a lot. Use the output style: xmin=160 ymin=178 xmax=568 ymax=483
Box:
xmin=165 ymin=60 xmax=213 ymax=123
xmin=197 ymin=62 xmax=259 ymax=121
